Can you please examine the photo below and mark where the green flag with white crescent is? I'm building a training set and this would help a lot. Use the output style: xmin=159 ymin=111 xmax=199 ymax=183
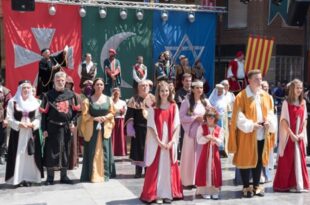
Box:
xmin=82 ymin=7 xmax=153 ymax=99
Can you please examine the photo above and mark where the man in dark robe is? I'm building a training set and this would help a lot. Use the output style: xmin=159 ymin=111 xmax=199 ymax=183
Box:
xmin=37 ymin=47 xmax=68 ymax=97
xmin=40 ymin=71 xmax=80 ymax=185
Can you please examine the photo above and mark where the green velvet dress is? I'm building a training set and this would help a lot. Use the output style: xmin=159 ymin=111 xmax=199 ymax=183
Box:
xmin=80 ymin=97 xmax=116 ymax=182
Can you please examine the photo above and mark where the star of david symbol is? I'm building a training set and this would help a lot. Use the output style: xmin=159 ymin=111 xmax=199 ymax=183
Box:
xmin=165 ymin=34 xmax=205 ymax=69
xmin=13 ymin=28 xmax=74 ymax=85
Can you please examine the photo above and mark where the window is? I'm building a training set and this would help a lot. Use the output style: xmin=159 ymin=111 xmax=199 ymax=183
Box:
xmin=227 ymin=0 xmax=248 ymax=28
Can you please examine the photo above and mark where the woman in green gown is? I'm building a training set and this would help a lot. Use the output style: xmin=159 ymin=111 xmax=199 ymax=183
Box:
xmin=80 ymin=78 xmax=116 ymax=182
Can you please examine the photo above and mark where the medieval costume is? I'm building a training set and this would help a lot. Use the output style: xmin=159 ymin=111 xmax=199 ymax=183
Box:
xmin=226 ymin=51 xmax=246 ymax=93
xmin=175 ymin=87 xmax=191 ymax=160
xmin=195 ymin=124 xmax=223 ymax=199
xmin=273 ymin=100 xmax=310 ymax=192
xmin=175 ymin=87 xmax=190 ymax=108
xmin=80 ymin=96 xmax=116 ymax=182
xmin=77 ymin=80 xmax=93 ymax=157
xmin=103 ymin=49 xmax=121 ymax=96
xmin=191 ymin=60 xmax=205 ymax=81
xmin=228 ymin=85 xmax=276 ymax=196
xmin=5 ymin=81 xmax=43 ymax=185
xmin=125 ymin=93 xmax=155 ymax=177
xmin=40 ymin=87 xmax=80 ymax=184
xmin=111 ymin=97 xmax=127 ymax=156
xmin=175 ymin=56 xmax=191 ymax=91
xmin=133 ymin=63 xmax=147 ymax=91
xmin=154 ymin=52 xmax=176 ymax=85
xmin=179 ymin=96 xmax=210 ymax=186
xmin=140 ymin=103 xmax=183 ymax=203
xmin=37 ymin=48 xmax=67 ymax=97
xmin=78 ymin=60 xmax=97 ymax=88
xmin=0 ymin=83 xmax=11 ymax=164
xmin=65 ymin=76 xmax=81 ymax=170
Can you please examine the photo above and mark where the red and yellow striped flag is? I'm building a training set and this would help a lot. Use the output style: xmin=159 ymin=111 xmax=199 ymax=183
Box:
xmin=244 ymin=36 xmax=274 ymax=76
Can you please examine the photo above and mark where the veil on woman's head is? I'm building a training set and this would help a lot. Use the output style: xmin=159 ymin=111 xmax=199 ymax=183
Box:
xmin=12 ymin=81 xmax=40 ymax=112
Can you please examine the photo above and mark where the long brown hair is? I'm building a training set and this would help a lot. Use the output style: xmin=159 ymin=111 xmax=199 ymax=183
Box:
xmin=155 ymin=81 xmax=175 ymax=108
xmin=188 ymin=81 xmax=207 ymax=115
xmin=287 ymin=79 xmax=304 ymax=105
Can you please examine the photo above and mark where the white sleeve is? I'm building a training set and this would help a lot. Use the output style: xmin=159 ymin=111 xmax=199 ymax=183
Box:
xmin=196 ymin=126 xmax=210 ymax=144
xmin=94 ymin=64 xmax=97 ymax=78
xmin=142 ymin=66 xmax=147 ymax=81
xmin=214 ymin=128 xmax=224 ymax=147
xmin=280 ymin=101 xmax=289 ymax=124
xmin=303 ymin=103 xmax=308 ymax=146
xmin=122 ymin=100 xmax=128 ymax=117
xmin=7 ymin=100 xmax=20 ymax=131
xmin=227 ymin=66 xmax=233 ymax=78
xmin=78 ymin=63 xmax=82 ymax=78
xmin=237 ymin=111 xmax=254 ymax=133
xmin=132 ymin=68 xmax=141 ymax=83
xmin=32 ymin=108 xmax=41 ymax=131
xmin=267 ymin=109 xmax=276 ymax=133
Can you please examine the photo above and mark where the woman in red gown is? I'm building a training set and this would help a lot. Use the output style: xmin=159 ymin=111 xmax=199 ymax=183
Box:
xmin=111 ymin=87 xmax=127 ymax=156
xmin=140 ymin=81 xmax=183 ymax=204
xmin=273 ymin=79 xmax=309 ymax=192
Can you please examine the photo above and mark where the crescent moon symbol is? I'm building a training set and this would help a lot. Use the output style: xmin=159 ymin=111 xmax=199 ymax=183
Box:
xmin=100 ymin=32 xmax=136 ymax=89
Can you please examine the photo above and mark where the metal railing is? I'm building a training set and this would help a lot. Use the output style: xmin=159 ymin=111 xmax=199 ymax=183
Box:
xmin=36 ymin=0 xmax=226 ymax=13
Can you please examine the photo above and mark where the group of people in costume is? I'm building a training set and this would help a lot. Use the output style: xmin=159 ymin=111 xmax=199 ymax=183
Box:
xmin=0 ymin=46 xmax=309 ymax=205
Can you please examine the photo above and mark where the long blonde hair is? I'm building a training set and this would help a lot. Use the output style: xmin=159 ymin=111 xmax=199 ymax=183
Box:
xmin=155 ymin=81 xmax=175 ymax=108
xmin=287 ymin=79 xmax=304 ymax=105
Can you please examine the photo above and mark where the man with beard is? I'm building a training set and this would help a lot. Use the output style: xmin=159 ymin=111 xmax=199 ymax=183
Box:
xmin=154 ymin=51 xmax=176 ymax=86
xmin=132 ymin=56 xmax=147 ymax=92
xmin=103 ymin=49 xmax=121 ymax=96
xmin=40 ymin=71 xmax=80 ymax=185
xmin=37 ymin=47 xmax=68 ymax=97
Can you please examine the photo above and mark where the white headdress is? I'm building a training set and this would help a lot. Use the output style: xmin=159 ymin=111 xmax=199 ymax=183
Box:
xmin=191 ymin=81 xmax=203 ymax=87
xmin=12 ymin=81 xmax=40 ymax=113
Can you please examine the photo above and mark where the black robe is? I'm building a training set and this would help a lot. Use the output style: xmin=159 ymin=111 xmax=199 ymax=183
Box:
xmin=125 ymin=96 xmax=150 ymax=163
xmin=40 ymin=88 xmax=79 ymax=168
xmin=37 ymin=51 xmax=67 ymax=97
xmin=5 ymin=102 xmax=44 ymax=181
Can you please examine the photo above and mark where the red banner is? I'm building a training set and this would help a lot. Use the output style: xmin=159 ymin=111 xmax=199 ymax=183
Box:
xmin=2 ymin=1 xmax=81 ymax=94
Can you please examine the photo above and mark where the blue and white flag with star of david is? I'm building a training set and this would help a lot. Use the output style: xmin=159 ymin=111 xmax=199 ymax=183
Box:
xmin=152 ymin=10 xmax=217 ymax=90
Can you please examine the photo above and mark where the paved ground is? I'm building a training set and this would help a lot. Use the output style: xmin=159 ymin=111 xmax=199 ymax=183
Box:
xmin=0 ymin=155 xmax=309 ymax=205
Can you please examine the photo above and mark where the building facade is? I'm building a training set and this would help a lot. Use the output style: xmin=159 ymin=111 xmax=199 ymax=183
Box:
xmin=215 ymin=0 xmax=308 ymax=86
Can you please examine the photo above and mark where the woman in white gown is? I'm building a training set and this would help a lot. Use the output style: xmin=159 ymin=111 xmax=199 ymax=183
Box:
xmin=5 ymin=80 xmax=43 ymax=187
